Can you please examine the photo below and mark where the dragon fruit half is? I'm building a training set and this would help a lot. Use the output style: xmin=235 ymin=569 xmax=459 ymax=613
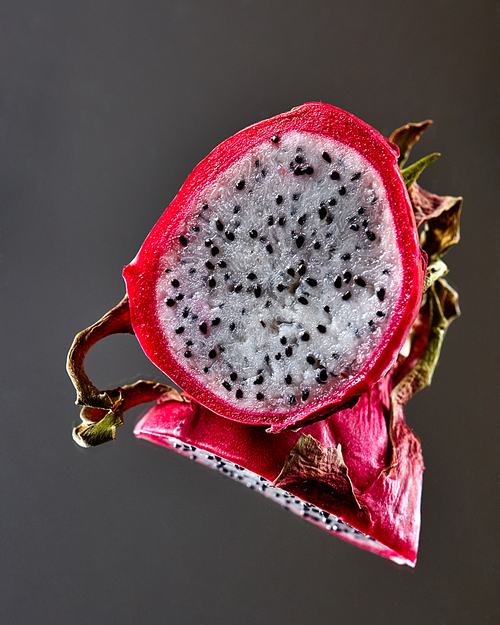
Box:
xmin=67 ymin=104 xmax=461 ymax=565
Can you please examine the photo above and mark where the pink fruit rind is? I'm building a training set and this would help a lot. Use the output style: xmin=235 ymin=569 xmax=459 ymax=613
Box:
xmin=134 ymin=350 xmax=424 ymax=566
xmin=124 ymin=103 xmax=426 ymax=430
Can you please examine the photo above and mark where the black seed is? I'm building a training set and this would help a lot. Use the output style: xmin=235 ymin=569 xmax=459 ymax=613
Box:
xmin=355 ymin=277 xmax=366 ymax=287
xmin=259 ymin=235 xmax=267 ymax=242
xmin=175 ymin=326 xmax=184 ymax=334
xmin=275 ymin=195 xmax=283 ymax=206
xmin=265 ymin=300 xmax=272 ymax=308
xmin=225 ymin=231 xmax=235 ymax=241
xmin=328 ymin=197 xmax=337 ymax=206
xmin=368 ymin=320 xmax=375 ymax=329
xmin=166 ymin=299 xmax=175 ymax=307
xmin=267 ymin=215 xmax=274 ymax=226
xmin=377 ymin=288 xmax=386 ymax=301
xmin=280 ymin=336 xmax=287 ymax=345
xmin=350 ymin=224 xmax=359 ymax=231
xmin=249 ymin=230 xmax=258 ymax=238
xmin=301 ymin=332 xmax=310 ymax=341
xmin=256 ymin=393 xmax=264 ymax=400
xmin=186 ymin=339 xmax=193 ymax=346
xmin=342 ymin=291 xmax=352 ymax=301
xmin=314 ymin=241 xmax=321 ymax=249
xmin=298 ymin=214 xmax=307 ymax=225
xmin=317 ymin=325 xmax=326 ymax=333
xmin=366 ymin=230 xmax=376 ymax=241
xmin=324 ymin=305 xmax=331 ymax=313
xmin=212 ymin=318 xmax=221 ymax=326
xmin=330 ymin=171 xmax=340 ymax=180
xmin=293 ymin=193 xmax=300 ymax=200
xmin=285 ymin=346 xmax=293 ymax=357
xmin=277 ymin=284 xmax=285 ymax=292
xmin=343 ymin=271 xmax=352 ymax=284
xmin=254 ymin=286 xmax=262 ymax=298
xmin=318 ymin=206 xmax=327 ymax=220
xmin=179 ymin=236 xmax=188 ymax=246
xmin=218 ymin=261 xmax=227 ymax=269
xmin=271 ymin=135 xmax=279 ymax=143
xmin=339 ymin=186 xmax=346 ymax=196
xmin=223 ymin=381 xmax=232 ymax=391
xmin=351 ymin=172 xmax=361 ymax=181
xmin=216 ymin=219 xmax=224 ymax=231
xmin=377 ymin=311 xmax=386 ymax=317
xmin=383 ymin=268 xmax=390 ymax=275
xmin=275 ymin=353 xmax=281 ymax=360
xmin=358 ymin=207 xmax=365 ymax=215
xmin=184 ymin=349 xmax=192 ymax=359
xmin=332 ymin=353 xmax=340 ymax=360
xmin=319 ymin=369 xmax=328 ymax=381
xmin=260 ymin=320 xmax=266 ymax=328
xmin=341 ymin=253 xmax=351 ymax=261
xmin=229 ymin=322 xmax=236 ymax=332
xmin=205 ymin=239 xmax=212 ymax=247
xmin=305 ymin=166 xmax=314 ymax=175
xmin=334 ymin=276 xmax=342 ymax=289
xmin=199 ymin=323 xmax=208 ymax=334
xmin=203 ymin=367 xmax=209 ymax=373
xmin=296 ymin=235 xmax=305 ymax=248
xmin=234 ymin=205 xmax=240 ymax=213
xmin=322 ymin=152 xmax=331 ymax=163
xmin=285 ymin=374 xmax=292 ymax=385
xmin=298 ymin=263 xmax=307 ymax=276
xmin=278 ymin=216 xmax=286 ymax=226
xmin=254 ymin=376 xmax=264 ymax=385
xmin=295 ymin=155 xmax=303 ymax=164
xmin=362 ymin=219 xmax=368 ymax=227
xmin=294 ymin=166 xmax=304 ymax=176
xmin=192 ymin=226 xmax=199 ymax=232
xmin=236 ymin=179 xmax=245 ymax=190
xmin=241 ymin=308 xmax=246 ymax=315
xmin=208 ymin=278 xmax=216 ymax=288
xmin=285 ymin=268 xmax=294 ymax=278
xmin=234 ymin=284 xmax=243 ymax=293
xmin=302 ymin=389 xmax=310 ymax=401
xmin=255 ymin=160 xmax=260 ymax=168
xmin=247 ymin=272 xmax=257 ymax=280
xmin=209 ymin=349 xmax=217 ymax=359
xmin=191 ymin=314 xmax=198 ymax=320
xmin=211 ymin=247 xmax=220 ymax=256
xmin=306 ymin=278 xmax=317 ymax=287
xmin=189 ymin=268 xmax=196 ymax=274
xmin=182 ymin=308 xmax=189 ymax=318
xmin=306 ymin=356 xmax=316 ymax=365
xmin=230 ymin=372 xmax=238 ymax=381
xmin=171 ymin=279 xmax=180 ymax=288
xmin=205 ymin=261 xmax=215 ymax=270
xmin=176 ymin=293 xmax=184 ymax=301
xmin=289 ymin=395 xmax=296 ymax=405
xmin=236 ymin=389 xmax=243 ymax=398
xmin=298 ymin=296 xmax=308 ymax=305
xmin=266 ymin=244 xmax=273 ymax=254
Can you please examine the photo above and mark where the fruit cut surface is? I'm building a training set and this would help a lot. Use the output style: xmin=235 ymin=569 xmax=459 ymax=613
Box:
xmin=124 ymin=103 xmax=425 ymax=429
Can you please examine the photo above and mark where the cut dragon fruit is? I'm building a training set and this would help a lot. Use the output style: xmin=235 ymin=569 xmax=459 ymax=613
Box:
xmin=67 ymin=107 xmax=461 ymax=565
xmin=124 ymin=103 xmax=426 ymax=431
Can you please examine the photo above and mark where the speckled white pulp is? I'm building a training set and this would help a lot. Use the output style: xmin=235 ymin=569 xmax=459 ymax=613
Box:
xmin=156 ymin=131 xmax=402 ymax=412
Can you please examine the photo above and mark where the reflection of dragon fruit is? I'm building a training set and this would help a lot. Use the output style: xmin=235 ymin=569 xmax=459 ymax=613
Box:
xmin=123 ymin=103 xmax=426 ymax=431
xmin=67 ymin=107 xmax=461 ymax=565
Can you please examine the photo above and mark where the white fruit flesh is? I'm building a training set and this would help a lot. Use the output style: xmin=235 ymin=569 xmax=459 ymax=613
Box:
xmin=156 ymin=131 xmax=403 ymax=412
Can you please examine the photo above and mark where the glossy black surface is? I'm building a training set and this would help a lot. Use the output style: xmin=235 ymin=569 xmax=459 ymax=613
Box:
xmin=1 ymin=1 xmax=498 ymax=623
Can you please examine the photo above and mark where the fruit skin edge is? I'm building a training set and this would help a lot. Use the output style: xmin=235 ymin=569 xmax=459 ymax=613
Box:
xmin=123 ymin=102 xmax=425 ymax=431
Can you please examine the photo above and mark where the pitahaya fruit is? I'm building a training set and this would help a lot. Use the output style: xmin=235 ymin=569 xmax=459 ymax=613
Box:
xmin=67 ymin=106 xmax=461 ymax=565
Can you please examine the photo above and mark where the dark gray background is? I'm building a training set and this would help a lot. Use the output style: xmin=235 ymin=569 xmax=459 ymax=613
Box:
xmin=1 ymin=1 xmax=498 ymax=623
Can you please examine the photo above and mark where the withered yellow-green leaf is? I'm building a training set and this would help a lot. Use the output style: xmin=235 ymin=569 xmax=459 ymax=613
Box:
xmin=401 ymin=153 xmax=440 ymax=190
xmin=72 ymin=408 xmax=124 ymax=447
